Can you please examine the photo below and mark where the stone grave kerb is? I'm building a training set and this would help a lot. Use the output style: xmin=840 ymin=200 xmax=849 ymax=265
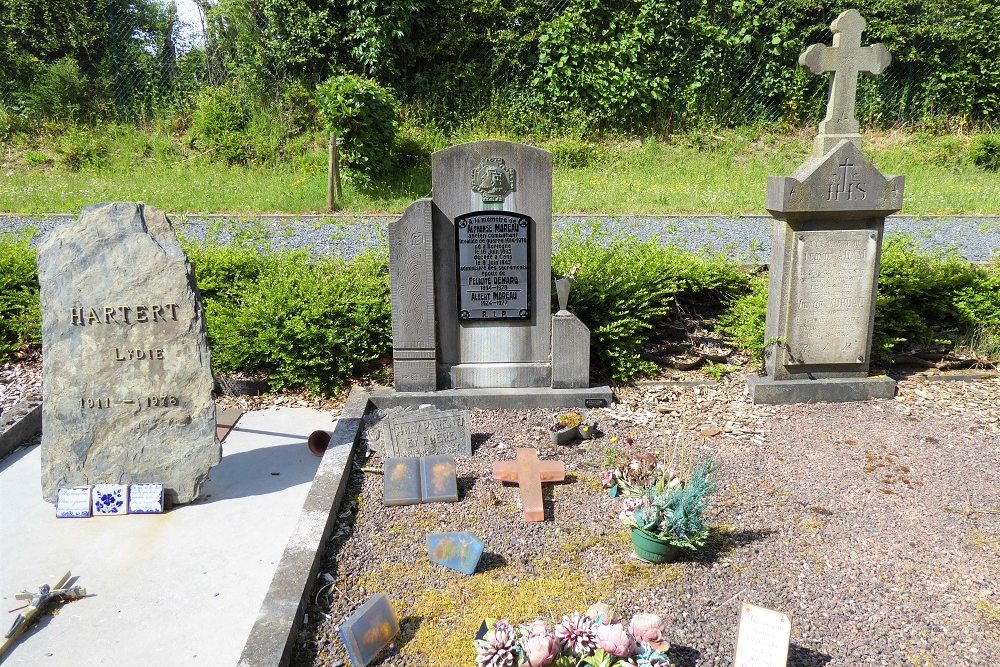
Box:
xmin=748 ymin=11 xmax=904 ymax=405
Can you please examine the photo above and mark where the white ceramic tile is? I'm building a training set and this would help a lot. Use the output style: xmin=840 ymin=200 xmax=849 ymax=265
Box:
xmin=92 ymin=484 xmax=128 ymax=516
xmin=128 ymin=484 xmax=163 ymax=514
xmin=55 ymin=486 xmax=92 ymax=518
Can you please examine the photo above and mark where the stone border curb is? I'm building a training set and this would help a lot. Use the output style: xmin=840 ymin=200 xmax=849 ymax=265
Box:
xmin=0 ymin=397 xmax=42 ymax=459
xmin=238 ymin=386 xmax=369 ymax=667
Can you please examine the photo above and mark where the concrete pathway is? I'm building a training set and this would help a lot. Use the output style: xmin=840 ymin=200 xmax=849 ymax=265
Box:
xmin=0 ymin=407 xmax=335 ymax=666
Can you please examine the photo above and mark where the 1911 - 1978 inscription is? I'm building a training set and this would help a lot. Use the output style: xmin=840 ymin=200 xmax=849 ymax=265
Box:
xmin=456 ymin=212 xmax=531 ymax=320
xmin=785 ymin=229 xmax=877 ymax=365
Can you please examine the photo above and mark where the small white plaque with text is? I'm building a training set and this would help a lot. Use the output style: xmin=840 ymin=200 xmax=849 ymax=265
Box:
xmin=56 ymin=486 xmax=93 ymax=518
xmin=129 ymin=483 xmax=164 ymax=514
xmin=734 ymin=602 xmax=791 ymax=667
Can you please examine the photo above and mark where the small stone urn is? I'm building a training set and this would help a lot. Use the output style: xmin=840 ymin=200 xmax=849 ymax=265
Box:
xmin=554 ymin=276 xmax=573 ymax=315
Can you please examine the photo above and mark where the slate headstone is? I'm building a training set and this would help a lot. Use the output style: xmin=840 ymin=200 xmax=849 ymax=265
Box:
xmin=38 ymin=203 xmax=220 ymax=503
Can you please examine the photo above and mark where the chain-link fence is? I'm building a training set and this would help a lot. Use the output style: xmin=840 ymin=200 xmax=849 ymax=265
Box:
xmin=9 ymin=0 xmax=995 ymax=130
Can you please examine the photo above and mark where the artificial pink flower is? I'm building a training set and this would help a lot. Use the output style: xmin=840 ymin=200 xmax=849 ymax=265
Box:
xmin=523 ymin=619 xmax=552 ymax=638
xmin=628 ymin=613 xmax=670 ymax=651
xmin=585 ymin=602 xmax=615 ymax=625
xmin=523 ymin=634 xmax=560 ymax=666
xmin=595 ymin=623 xmax=636 ymax=658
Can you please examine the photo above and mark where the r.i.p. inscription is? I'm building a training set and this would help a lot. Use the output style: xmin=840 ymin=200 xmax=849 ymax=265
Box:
xmin=785 ymin=229 xmax=877 ymax=365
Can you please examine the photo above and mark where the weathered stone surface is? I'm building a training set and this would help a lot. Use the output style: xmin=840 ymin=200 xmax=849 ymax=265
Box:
xmin=389 ymin=198 xmax=436 ymax=391
xmin=766 ymin=140 xmax=904 ymax=221
xmin=551 ymin=313 xmax=590 ymax=389
xmin=750 ymin=15 xmax=903 ymax=405
xmin=785 ymin=229 xmax=878 ymax=365
xmin=432 ymin=141 xmax=553 ymax=388
xmin=798 ymin=9 xmax=891 ymax=157
xmin=378 ymin=406 xmax=471 ymax=458
xmin=38 ymin=202 xmax=219 ymax=503
xmin=746 ymin=375 xmax=896 ymax=405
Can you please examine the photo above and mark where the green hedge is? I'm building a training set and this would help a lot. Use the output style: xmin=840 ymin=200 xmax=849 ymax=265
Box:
xmin=720 ymin=235 xmax=1000 ymax=361
xmin=0 ymin=231 xmax=41 ymax=356
xmin=2 ymin=230 xmax=997 ymax=389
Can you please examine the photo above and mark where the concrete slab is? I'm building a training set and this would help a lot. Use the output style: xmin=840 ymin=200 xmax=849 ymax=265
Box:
xmin=369 ymin=384 xmax=614 ymax=410
xmin=746 ymin=374 xmax=897 ymax=404
xmin=0 ymin=407 xmax=334 ymax=666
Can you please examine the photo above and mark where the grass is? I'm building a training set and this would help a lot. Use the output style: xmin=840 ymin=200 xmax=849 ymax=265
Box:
xmin=2 ymin=125 xmax=999 ymax=215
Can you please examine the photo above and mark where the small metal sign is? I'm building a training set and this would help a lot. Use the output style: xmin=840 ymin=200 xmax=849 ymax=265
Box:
xmin=456 ymin=211 xmax=531 ymax=321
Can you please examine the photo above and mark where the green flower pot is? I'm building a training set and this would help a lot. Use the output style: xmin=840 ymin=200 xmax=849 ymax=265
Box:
xmin=630 ymin=527 xmax=682 ymax=563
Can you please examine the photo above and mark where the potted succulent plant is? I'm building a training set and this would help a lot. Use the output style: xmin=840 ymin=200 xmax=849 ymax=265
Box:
xmin=618 ymin=460 xmax=716 ymax=563
xmin=549 ymin=411 xmax=585 ymax=445
xmin=578 ymin=419 xmax=598 ymax=440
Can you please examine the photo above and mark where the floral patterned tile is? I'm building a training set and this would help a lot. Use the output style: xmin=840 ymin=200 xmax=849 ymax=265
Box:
xmin=92 ymin=484 xmax=128 ymax=516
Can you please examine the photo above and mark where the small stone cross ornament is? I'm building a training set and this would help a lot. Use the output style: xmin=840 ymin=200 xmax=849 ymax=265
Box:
xmin=799 ymin=9 xmax=891 ymax=157
xmin=492 ymin=448 xmax=565 ymax=521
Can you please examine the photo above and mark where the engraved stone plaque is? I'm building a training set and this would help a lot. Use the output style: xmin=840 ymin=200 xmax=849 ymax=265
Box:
xmin=456 ymin=212 xmax=531 ymax=321
xmin=380 ymin=407 xmax=472 ymax=458
xmin=785 ymin=229 xmax=877 ymax=365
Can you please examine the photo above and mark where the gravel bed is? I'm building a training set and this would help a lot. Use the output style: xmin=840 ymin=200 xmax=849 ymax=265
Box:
xmin=3 ymin=214 xmax=1000 ymax=262
xmin=293 ymin=375 xmax=1000 ymax=667
xmin=0 ymin=350 xmax=41 ymax=417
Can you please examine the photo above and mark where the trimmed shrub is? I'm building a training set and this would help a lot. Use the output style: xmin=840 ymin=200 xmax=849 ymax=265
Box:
xmin=194 ymin=245 xmax=391 ymax=394
xmin=553 ymin=224 xmax=748 ymax=381
xmin=0 ymin=231 xmax=41 ymax=358
xmin=717 ymin=275 xmax=769 ymax=361
xmin=315 ymin=74 xmax=398 ymax=183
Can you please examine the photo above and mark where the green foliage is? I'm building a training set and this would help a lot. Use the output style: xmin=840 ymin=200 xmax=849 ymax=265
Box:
xmin=192 ymin=241 xmax=391 ymax=393
xmin=718 ymin=275 xmax=769 ymax=361
xmin=0 ymin=232 xmax=41 ymax=358
xmin=315 ymin=74 xmax=398 ymax=182
xmin=702 ymin=360 xmax=739 ymax=381
xmin=27 ymin=57 xmax=90 ymax=122
xmin=874 ymin=235 xmax=987 ymax=356
xmin=970 ymin=135 xmax=1000 ymax=171
xmin=190 ymin=80 xmax=287 ymax=164
xmin=636 ymin=459 xmax=716 ymax=550
xmin=552 ymin=224 xmax=748 ymax=381
xmin=718 ymin=237 xmax=1000 ymax=362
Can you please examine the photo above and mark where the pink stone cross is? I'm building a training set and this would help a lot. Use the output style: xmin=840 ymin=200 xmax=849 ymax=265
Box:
xmin=492 ymin=448 xmax=565 ymax=522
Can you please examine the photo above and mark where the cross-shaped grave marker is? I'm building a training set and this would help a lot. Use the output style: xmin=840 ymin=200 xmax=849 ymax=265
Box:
xmin=492 ymin=447 xmax=565 ymax=522
xmin=799 ymin=9 xmax=891 ymax=157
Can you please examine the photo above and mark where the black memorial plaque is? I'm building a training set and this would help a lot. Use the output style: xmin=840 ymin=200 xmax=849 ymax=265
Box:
xmin=456 ymin=211 xmax=532 ymax=320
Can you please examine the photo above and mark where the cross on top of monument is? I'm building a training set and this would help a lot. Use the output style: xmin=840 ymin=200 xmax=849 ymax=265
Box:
xmin=799 ymin=9 xmax=891 ymax=157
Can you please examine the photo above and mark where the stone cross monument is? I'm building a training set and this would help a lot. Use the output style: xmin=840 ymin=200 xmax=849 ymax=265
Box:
xmin=747 ymin=10 xmax=904 ymax=405
xmin=799 ymin=9 xmax=891 ymax=157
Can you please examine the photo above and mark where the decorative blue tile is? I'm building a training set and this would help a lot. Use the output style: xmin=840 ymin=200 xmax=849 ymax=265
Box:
xmin=383 ymin=458 xmax=421 ymax=506
xmin=419 ymin=456 xmax=458 ymax=503
xmin=92 ymin=484 xmax=128 ymax=515
xmin=129 ymin=483 xmax=164 ymax=513
xmin=339 ymin=593 xmax=399 ymax=667
xmin=55 ymin=486 xmax=92 ymax=518
xmin=427 ymin=532 xmax=484 ymax=575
